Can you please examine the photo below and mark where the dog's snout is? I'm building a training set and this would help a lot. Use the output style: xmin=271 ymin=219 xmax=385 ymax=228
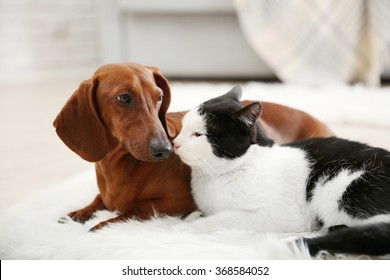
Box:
xmin=149 ymin=138 xmax=173 ymax=160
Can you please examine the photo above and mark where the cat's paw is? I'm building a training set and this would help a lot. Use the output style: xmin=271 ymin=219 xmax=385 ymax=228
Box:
xmin=280 ymin=236 xmax=309 ymax=258
xmin=184 ymin=210 xmax=203 ymax=222
xmin=280 ymin=234 xmax=318 ymax=256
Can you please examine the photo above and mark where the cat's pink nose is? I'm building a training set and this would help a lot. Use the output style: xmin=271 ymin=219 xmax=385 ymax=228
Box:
xmin=173 ymin=138 xmax=181 ymax=152
xmin=173 ymin=144 xmax=181 ymax=151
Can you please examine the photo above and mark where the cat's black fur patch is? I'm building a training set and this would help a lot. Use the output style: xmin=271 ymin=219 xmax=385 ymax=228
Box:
xmin=199 ymin=96 xmax=273 ymax=159
xmin=305 ymin=222 xmax=390 ymax=256
xmin=286 ymin=137 xmax=390 ymax=218
xmin=327 ymin=224 xmax=348 ymax=232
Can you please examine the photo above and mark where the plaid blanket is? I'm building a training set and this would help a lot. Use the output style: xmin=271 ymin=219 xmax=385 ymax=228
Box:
xmin=234 ymin=0 xmax=390 ymax=86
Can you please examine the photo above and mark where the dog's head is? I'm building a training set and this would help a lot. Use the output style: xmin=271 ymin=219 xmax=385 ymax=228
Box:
xmin=53 ymin=63 xmax=173 ymax=162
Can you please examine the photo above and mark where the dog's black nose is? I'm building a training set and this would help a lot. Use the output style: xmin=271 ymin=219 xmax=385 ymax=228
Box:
xmin=149 ymin=138 xmax=173 ymax=160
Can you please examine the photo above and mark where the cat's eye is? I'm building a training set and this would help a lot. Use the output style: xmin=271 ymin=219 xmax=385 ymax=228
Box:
xmin=193 ymin=132 xmax=203 ymax=137
xmin=116 ymin=94 xmax=131 ymax=104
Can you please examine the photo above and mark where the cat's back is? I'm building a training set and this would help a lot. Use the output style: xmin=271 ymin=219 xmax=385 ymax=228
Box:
xmin=286 ymin=136 xmax=390 ymax=171
xmin=285 ymin=136 xmax=390 ymax=192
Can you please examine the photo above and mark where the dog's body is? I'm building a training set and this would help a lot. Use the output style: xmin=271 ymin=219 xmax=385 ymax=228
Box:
xmin=54 ymin=63 xmax=333 ymax=231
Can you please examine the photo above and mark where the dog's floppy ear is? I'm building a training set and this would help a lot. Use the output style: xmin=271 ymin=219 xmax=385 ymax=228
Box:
xmin=53 ymin=79 xmax=108 ymax=162
xmin=150 ymin=67 xmax=173 ymax=137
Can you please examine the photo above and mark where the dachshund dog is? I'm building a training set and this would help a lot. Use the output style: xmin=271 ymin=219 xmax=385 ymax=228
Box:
xmin=54 ymin=62 xmax=333 ymax=231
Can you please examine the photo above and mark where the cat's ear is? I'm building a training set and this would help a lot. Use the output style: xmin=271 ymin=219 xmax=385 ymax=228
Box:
xmin=224 ymin=85 xmax=242 ymax=101
xmin=233 ymin=102 xmax=263 ymax=128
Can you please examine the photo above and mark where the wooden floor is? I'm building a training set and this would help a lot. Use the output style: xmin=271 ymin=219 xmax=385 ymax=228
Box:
xmin=0 ymin=79 xmax=91 ymax=210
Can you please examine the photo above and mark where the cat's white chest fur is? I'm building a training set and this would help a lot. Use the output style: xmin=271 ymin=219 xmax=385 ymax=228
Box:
xmin=190 ymin=145 xmax=312 ymax=232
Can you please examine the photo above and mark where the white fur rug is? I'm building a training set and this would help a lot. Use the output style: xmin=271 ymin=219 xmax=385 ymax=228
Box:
xmin=0 ymin=169 xmax=311 ymax=259
xmin=1 ymin=82 xmax=389 ymax=260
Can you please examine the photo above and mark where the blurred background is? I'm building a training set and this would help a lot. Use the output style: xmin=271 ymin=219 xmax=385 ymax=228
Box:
xmin=1 ymin=0 xmax=390 ymax=209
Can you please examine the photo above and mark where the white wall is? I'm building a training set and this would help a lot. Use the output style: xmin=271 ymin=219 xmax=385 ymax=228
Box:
xmin=0 ymin=0 xmax=99 ymax=84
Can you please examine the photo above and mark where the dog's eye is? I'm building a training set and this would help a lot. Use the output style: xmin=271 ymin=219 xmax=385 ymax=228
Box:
xmin=116 ymin=94 xmax=131 ymax=104
xmin=157 ymin=94 xmax=163 ymax=103
xmin=193 ymin=132 xmax=203 ymax=137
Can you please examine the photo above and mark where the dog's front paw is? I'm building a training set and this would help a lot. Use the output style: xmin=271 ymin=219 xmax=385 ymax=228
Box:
xmin=68 ymin=210 xmax=96 ymax=224
xmin=57 ymin=216 xmax=71 ymax=224
xmin=88 ymin=221 xmax=107 ymax=232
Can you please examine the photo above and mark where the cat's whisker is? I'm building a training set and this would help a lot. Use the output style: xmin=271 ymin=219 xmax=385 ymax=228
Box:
xmin=178 ymin=149 xmax=221 ymax=176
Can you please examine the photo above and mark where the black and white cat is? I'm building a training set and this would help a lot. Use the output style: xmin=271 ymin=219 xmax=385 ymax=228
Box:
xmin=173 ymin=85 xmax=390 ymax=256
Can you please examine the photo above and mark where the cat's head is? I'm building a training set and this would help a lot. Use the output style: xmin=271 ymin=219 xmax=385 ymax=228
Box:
xmin=174 ymin=85 xmax=270 ymax=169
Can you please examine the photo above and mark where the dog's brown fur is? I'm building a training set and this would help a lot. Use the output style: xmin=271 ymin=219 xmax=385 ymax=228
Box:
xmin=54 ymin=63 xmax=333 ymax=231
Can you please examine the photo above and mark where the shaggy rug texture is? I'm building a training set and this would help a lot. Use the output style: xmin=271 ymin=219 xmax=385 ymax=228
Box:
xmin=0 ymin=82 xmax=389 ymax=259
xmin=0 ymin=170 xmax=311 ymax=259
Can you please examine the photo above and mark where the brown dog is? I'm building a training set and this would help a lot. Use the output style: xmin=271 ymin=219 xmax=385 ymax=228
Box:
xmin=54 ymin=62 xmax=333 ymax=231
